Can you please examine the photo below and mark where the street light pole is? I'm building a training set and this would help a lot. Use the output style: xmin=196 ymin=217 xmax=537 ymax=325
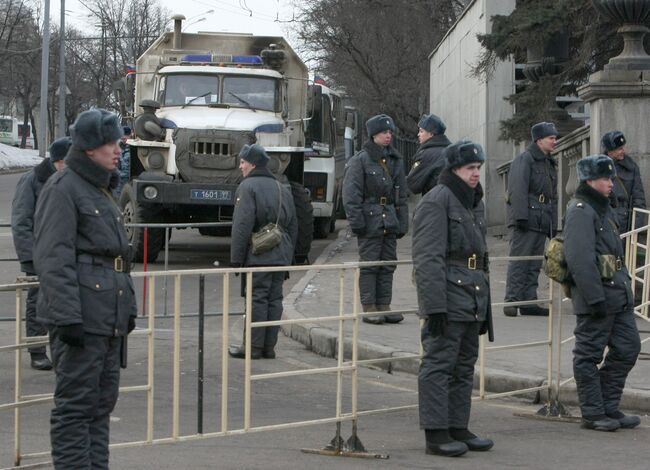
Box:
xmin=57 ymin=0 xmax=66 ymax=138
xmin=39 ymin=0 xmax=51 ymax=156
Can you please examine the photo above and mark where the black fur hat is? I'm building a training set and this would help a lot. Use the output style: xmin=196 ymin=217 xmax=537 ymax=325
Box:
xmin=418 ymin=113 xmax=446 ymax=135
xmin=239 ymin=143 xmax=270 ymax=167
xmin=577 ymin=155 xmax=616 ymax=182
xmin=601 ymin=131 xmax=626 ymax=152
xmin=531 ymin=121 xmax=558 ymax=141
xmin=70 ymin=109 xmax=123 ymax=150
xmin=366 ymin=114 xmax=395 ymax=137
xmin=443 ymin=140 xmax=485 ymax=169
xmin=48 ymin=136 xmax=72 ymax=162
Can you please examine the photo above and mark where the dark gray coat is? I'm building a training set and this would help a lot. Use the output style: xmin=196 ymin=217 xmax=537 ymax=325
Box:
xmin=412 ymin=170 xmax=489 ymax=322
xmin=565 ymin=183 xmax=633 ymax=314
xmin=506 ymin=143 xmax=558 ymax=234
xmin=611 ymin=155 xmax=646 ymax=232
xmin=11 ymin=158 xmax=56 ymax=272
xmin=406 ymin=134 xmax=451 ymax=195
xmin=33 ymin=148 xmax=137 ymax=336
xmin=342 ymin=141 xmax=408 ymax=238
xmin=230 ymin=167 xmax=298 ymax=267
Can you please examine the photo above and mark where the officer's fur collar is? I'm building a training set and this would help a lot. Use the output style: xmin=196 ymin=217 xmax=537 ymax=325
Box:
xmin=439 ymin=168 xmax=484 ymax=209
xmin=363 ymin=140 xmax=401 ymax=161
xmin=33 ymin=158 xmax=56 ymax=182
xmin=65 ymin=145 xmax=119 ymax=189
xmin=528 ymin=142 xmax=557 ymax=165
xmin=419 ymin=134 xmax=451 ymax=150
xmin=245 ymin=166 xmax=275 ymax=179
xmin=575 ymin=182 xmax=609 ymax=217
xmin=614 ymin=155 xmax=636 ymax=172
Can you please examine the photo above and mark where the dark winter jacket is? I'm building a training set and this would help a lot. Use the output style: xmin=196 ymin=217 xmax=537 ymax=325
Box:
xmin=406 ymin=134 xmax=451 ymax=195
xmin=342 ymin=141 xmax=409 ymax=238
xmin=230 ymin=166 xmax=298 ymax=267
xmin=33 ymin=147 xmax=137 ymax=336
xmin=11 ymin=158 xmax=57 ymax=273
xmin=565 ymin=182 xmax=633 ymax=315
xmin=506 ymin=143 xmax=558 ymax=235
xmin=412 ymin=169 xmax=489 ymax=322
xmin=610 ymin=154 xmax=646 ymax=232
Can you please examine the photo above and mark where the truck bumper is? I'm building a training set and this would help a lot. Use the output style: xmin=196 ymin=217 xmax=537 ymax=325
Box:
xmin=133 ymin=179 xmax=238 ymax=206
xmin=312 ymin=201 xmax=334 ymax=218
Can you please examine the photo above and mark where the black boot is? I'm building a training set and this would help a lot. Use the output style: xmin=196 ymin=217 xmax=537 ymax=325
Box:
xmin=606 ymin=411 xmax=641 ymax=429
xmin=503 ymin=305 xmax=518 ymax=317
xmin=228 ymin=345 xmax=262 ymax=360
xmin=450 ymin=428 xmax=494 ymax=451
xmin=30 ymin=352 xmax=53 ymax=371
xmin=424 ymin=429 xmax=468 ymax=457
xmin=581 ymin=414 xmax=620 ymax=432
xmin=377 ymin=304 xmax=403 ymax=324
xmin=519 ymin=305 xmax=549 ymax=316
xmin=262 ymin=348 xmax=276 ymax=359
xmin=361 ymin=304 xmax=385 ymax=324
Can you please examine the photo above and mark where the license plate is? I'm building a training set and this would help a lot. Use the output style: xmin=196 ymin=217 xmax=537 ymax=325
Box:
xmin=190 ymin=189 xmax=232 ymax=201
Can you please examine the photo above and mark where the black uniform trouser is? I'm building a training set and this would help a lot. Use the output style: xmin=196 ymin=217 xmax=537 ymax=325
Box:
xmin=505 ymin=228 xmax=547 ymax=302
xmin=49 ymin=328 xmax=121 ymax=470
xmin=357 ymin=235 xmax=397 ymax=305
xmin=241 ymin=271 xmax=285 ymax=350
xmin=573 ymin=310 xmax=640 ymax=417
xmin=419 ymin=320 xmax=480 ymax=429
xmin=25 ymin=271 xmax=46 ymax=355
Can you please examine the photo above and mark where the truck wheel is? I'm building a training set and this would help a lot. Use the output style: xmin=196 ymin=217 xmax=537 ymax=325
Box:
xmin=119 ymin=183 xmax=165 ymax=263
xmin=290 ymin=181 xmax=314 ymax=264
xmin=313 ymin=217 xmax=331 ymax=239
xmin=198 ymin=227 xmax=232 ymax=237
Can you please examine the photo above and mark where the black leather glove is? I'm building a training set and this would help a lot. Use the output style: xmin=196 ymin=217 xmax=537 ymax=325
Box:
xmin=58 ymin=324 xmax=85 ymax=347
xmin=352 ymin=227 xmax=366 ymax=237
xmin=20 ymin=261 xmax=35 ymax=275
xmin=426 ymin=314 xmax=448 ymax=337
xmin=231 ymin=262 xmax=242 ymax=277
xmin=515 ymin=219 xmax=528 ymax=232
xmin=396 ymin=232 xmax=406 ymax=240
xmin=479 ymin=321 xmax=488 ymax=335
xmin=128 ymin=317 xmax=136 ymax=334
xmin=590 ymin=301 xmax=608 ymax=319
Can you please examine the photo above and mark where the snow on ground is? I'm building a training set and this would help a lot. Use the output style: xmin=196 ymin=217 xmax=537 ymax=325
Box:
xmin=0 ymin=143 xmax=42 ymax=170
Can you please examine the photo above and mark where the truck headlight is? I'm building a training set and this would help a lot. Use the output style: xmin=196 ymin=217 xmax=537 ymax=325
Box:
xmin=143 ymin=186 xmax=158 ymax=200
xmin=148 ymin=151 xmax=165 ymax=170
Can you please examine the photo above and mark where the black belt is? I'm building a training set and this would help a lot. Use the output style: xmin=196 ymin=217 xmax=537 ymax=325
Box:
xmin=77 ymin=253 xmax=130 ymax=273
xmin=448 ymin=254 xmax=487 ymax=271
xmin=364 ymin=196 xmax=393 ymax=205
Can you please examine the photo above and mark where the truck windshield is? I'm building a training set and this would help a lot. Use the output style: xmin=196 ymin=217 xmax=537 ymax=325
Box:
xmin=222 ymin=76 xmax=277 ymax=112
xmin=163 ymin=75 xmax=220 ymax=106
xmin=0 ymin=118 xmax=13 ymax=133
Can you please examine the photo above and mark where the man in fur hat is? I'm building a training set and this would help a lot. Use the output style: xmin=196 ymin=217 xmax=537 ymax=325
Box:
xmin=564 ymin=154 xmax=641 ymax=432
xmin=407 ymin=113 xmax=451 ymax=196
xmin=343 ymin=114 xmax=409 ymax=324
xmin=412 ymin=140 xmax=494 ymax=458
xmin=504 ymin=121 xmax=558 ymax=317
xmin=33 ymin=109 xmax=138 ymax=469
xmin=11 ymin=136 xmax=71 ymax=370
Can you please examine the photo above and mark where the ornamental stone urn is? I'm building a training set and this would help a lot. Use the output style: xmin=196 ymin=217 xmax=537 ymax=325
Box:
xmin=592 ymin=0 xmax=650 ymax=70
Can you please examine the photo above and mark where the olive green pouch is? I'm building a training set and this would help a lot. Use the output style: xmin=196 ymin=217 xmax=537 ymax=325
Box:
xmin=598 ymin=254 xmax=618 ymax=280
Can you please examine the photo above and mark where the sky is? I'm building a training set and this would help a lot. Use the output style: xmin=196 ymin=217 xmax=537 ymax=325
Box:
xmin=48 ymin=0 xmax=299 ymax=37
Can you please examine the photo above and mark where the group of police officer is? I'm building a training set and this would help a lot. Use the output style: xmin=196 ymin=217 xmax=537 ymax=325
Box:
xmin=342 ymin=113 xmax=645 ymax=457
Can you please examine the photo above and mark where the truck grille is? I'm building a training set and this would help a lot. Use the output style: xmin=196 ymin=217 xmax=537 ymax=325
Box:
xmin=194 ymin=141 xmax=230 ymax=156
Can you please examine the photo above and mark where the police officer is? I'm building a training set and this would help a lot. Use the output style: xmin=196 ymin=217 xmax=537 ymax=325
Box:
xmin=601 ymin=131 xmax=646 ymax=233
xmin=413 ymin=140 xmax=493 ymax=457
xmin=11 ymin=137 xmax=71 ymax=370
xmin=504 ymin=122 xmax=558 ymax=317
xmin=229 ymin=144 xmax=298 ymax=359
xmin=564 ymin=155 xmax=641 ymax=432
xmin=342 ymin=114 xmax=408 ymax=324
xmin=33 ymin=109 xmax=137 ymax=469
xmin=406 ymin=113 xmax=451 ymax=195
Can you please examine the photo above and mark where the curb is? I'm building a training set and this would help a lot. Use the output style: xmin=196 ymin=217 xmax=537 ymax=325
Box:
xmin=282 ymin=229 xmax=650 ymax=413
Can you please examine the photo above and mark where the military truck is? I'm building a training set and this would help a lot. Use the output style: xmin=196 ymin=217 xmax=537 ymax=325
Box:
xmin=113 ymin=15 xmax=313 ymax=262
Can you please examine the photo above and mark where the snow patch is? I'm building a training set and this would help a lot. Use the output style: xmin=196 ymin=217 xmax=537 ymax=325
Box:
xmin=0 ymin=143 xmax=42 ymax=170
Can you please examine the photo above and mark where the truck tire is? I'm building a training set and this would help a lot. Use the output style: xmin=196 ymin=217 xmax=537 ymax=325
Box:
xmin=290 ymin=181 xmax=313 ymax=264
xmin=119 ymin=183 xmax=165 ymax=263
xmin=198 ymin=226 xmax=232 ymax=237
xmin=313 ymin=217 xmax=331 ymax=240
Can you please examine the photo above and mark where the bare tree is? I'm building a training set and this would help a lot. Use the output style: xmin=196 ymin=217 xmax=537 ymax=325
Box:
xmin=295 ymin=0 xmax=468 ymax=137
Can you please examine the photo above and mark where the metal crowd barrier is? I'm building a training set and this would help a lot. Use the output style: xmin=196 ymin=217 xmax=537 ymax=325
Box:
xmin=2 ymin=221 xmax=649 ymax=467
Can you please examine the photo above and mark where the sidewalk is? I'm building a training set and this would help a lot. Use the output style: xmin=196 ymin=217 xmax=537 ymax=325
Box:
xmin=282 ymin=225 xmax=650 ymax=412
